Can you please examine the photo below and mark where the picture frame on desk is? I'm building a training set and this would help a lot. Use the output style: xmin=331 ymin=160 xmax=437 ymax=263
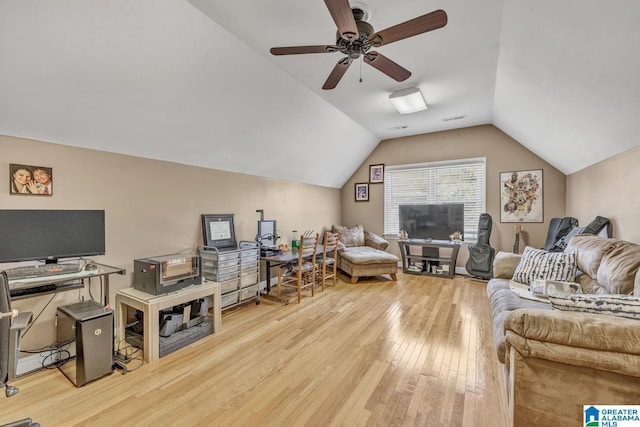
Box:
xmin=355 ymin=182 xmax=369 ymax=202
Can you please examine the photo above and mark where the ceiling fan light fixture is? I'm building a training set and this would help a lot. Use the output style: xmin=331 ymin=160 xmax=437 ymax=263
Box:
xmin=389 ymin=87 xmax=427 ymax=114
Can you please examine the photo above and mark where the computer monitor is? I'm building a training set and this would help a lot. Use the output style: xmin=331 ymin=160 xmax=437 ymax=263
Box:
xmin=257 ymin=220 xmax=277 ymax=249
xmin=0 ymin=209 xmax=106 ymax=263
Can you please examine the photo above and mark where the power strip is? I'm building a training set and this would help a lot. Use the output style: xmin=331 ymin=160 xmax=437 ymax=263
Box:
xmin=115 ymin=351 xmax=131 ymax=363
xmin=114 ymin=360 xmax=128 ymax=374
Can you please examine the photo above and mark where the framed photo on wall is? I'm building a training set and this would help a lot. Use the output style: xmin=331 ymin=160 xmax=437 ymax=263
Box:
xmin=355 ymin=182 xmax=369 ymax=202
xmin=9 ymin=163 xmax=53 ymax=196
xmin=500 ymin=169 xmax=543 ymax=223
xmin=369 ymin=164 xmax=384 ymax=184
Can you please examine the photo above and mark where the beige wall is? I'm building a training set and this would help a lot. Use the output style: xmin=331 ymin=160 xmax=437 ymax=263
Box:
xmin=1 ymin=135 xmax=340 ymax=349
xmin=567 ymin=145 xmax=640 ymax=242
xmin=340 ymin=125 xmax=567 ymax=265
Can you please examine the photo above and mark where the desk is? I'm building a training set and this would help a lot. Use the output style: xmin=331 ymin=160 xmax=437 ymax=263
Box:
xmin=261 ymin=245 xmax=325 ymax=293
xmin=9 ymin=262 xmax=126 ymax=305
xmin=116 ymin=281 xmax=221 ymax=363
xmin=398 ymin=239 xmax=461 ymax=279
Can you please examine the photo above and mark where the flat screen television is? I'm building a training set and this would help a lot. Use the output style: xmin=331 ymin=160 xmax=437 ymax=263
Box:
xmin=399 ymin=203 xmax=465 ymax=241
xmin=0 ymin=209 xmax=106 ymax=263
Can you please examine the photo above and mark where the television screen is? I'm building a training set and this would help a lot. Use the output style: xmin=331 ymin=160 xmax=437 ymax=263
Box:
xmin=399 ymin=204 xmax=464 ymax=240
xmin=0 ymin=209 xmax=106 ymax=263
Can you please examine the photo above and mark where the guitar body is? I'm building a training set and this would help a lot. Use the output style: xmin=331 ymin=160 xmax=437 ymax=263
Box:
xmin=466 ymin=213 xmax=495 ymax=279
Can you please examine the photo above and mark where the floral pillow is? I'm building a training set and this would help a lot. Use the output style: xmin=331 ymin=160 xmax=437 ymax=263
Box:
xmin=512 ymin=246 xmax=577 ymax=285
xmin=332 ymin=224 xmax=365 ymax=247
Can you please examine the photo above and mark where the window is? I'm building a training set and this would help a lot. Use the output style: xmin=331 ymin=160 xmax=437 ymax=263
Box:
xmin=384 ymin=158 xmax=486 ymax=242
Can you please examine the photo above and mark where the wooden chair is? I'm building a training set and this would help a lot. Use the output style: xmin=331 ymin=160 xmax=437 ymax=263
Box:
xmin=317 ymin=231 xmax=340 ymax=290
xmin=277 ymin=233 xmax=319 ymax=303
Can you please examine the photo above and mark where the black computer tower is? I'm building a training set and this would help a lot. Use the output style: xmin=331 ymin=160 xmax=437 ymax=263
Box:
xmin=56 ymin=300 xmax=114 ymax=387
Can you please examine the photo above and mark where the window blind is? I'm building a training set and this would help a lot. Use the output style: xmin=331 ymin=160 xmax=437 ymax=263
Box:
xmin=384 ymin=158 xmax=486 ymax=242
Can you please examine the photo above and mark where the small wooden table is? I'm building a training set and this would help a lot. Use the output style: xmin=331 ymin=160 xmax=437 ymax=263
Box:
xmin=116 ymin=281 xmax=221 ymax=363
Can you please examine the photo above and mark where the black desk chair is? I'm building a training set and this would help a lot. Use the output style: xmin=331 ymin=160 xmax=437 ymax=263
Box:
xmin=1 ymin=271 xmax=19 ymax=398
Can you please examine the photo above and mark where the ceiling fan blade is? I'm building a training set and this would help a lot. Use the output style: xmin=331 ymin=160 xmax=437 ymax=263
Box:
xmin=322 ymin=57 xmax=353 ymax=90
xmin=370 ymin=9 xmax=447 ymax=46
xmin=270 ymin=45 xmax=339 ymax=55
xmin=364 ymin=52 xmax=411 ymax=82
xmin=324 ymin=0 xmax=359 ymax=41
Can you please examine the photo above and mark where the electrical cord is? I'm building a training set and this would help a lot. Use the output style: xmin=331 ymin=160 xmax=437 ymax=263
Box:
xmin=116 ymin=338 xmax=144 ymax=372
xmin=21 ymin=339 xmax=74 ymax=369
xmin=21 ymin=292 xmax=57 ymax=337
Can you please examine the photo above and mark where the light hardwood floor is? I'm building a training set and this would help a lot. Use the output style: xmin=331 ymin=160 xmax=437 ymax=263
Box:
xmin=1 ymin=273 xmax=509 ymax=427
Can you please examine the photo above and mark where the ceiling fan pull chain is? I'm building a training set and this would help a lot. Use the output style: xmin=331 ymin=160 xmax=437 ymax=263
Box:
xmin=359 ymin=58 xmax=363 ymax=83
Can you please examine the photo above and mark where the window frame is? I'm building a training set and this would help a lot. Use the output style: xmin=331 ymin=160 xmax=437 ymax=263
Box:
xmin=383 ymin=157 xmax=486 ymax=243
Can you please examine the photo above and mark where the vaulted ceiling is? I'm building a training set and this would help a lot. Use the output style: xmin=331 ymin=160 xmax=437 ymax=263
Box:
xmin=1 ymin=1 xmax=639 ymax=188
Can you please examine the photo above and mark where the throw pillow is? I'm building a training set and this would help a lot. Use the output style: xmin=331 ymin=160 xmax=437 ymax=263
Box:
xmin=332 ymin=224 xmax=365 ymax=247
xmin=512 ymin=246 xmax=577 ymax=285
xmin=548 ymin=294 xmax=640 ymax=320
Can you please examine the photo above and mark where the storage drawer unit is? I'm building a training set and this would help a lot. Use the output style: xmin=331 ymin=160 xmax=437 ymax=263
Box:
xmin=240 ymin=268 xmax=259 ymax=288
xmin=221 ymin=291 xmax=239 ymax=308
xmin=199 ymin=242 xmax=260 ymax=310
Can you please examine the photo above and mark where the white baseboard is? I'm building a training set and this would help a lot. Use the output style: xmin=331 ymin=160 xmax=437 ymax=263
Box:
xmin=17 ymin=347 xmax=75 ymax=377
xmin=456 ymin=266 xmax=469 ymax=276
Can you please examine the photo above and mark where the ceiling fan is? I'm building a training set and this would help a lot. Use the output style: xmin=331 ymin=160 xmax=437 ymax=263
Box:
xmin=270 ymin=0 xmax=447 ymax=90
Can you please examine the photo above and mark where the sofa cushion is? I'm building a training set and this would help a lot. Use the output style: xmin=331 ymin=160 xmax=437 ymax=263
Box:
xmin=512 ymin=246 xmax=577 ymax=285
xmin=488 ymin=288 xmax=550 ymax=363
xmin=486 ymin=277 xmax=511 ymax=299
xmin=597 ymin=243 xmax=640 ymax=294
xmin=565 ymin=235 xmax=640 ymax=294
xmin=340 ymin=246 xmax=398 ymax=265
xmin=548 ymin=294 xmax=640 ymax=321
xmin=492 ymin=251 xmax=522 ymax=279
xmin=333 ymin=224 xmax=365 ymax=247
xmin=364 ymin=230 xmax=389 ymax=251
xmin=565 ymin=234 xmax=617 ymax=279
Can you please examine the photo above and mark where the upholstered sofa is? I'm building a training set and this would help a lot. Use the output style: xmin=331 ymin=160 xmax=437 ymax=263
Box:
xmin=332 ymin=225 xmax=399 ymax=284
xmin=487 ymin=235 xmax=640 ymax=427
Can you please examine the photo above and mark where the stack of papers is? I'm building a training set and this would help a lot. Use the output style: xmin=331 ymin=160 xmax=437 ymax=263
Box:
xmin=531 ymin=279 xmax=582 ymax=297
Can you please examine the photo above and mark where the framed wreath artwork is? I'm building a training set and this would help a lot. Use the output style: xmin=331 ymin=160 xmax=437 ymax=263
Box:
xmin=355 ymin=183 xmax=369 ymax=202
xmin=500 ymin=169 xmax=543 ymax=223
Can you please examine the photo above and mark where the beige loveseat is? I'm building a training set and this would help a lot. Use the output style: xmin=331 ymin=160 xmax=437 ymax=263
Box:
xmin=332 ymin=225 xmax=399 ymax=284
xmin=487 ymin=235 xmax=640 ymax=426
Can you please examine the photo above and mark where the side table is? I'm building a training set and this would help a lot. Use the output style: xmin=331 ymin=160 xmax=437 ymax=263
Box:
xmin=116 ymin=281 xmax=221 ymax=363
